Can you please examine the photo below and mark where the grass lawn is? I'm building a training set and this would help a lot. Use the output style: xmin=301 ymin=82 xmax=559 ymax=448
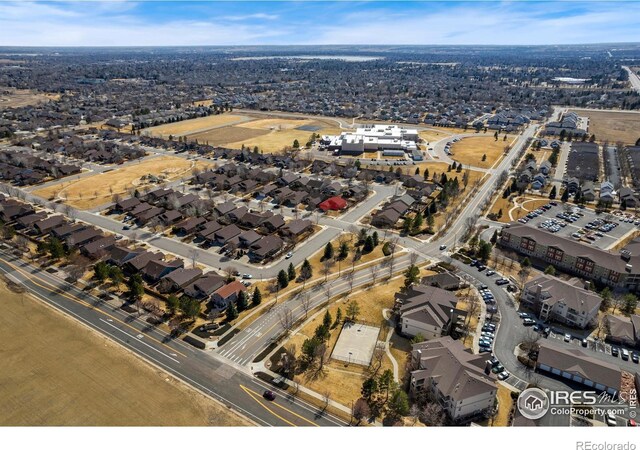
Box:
xmin=282 ymin=270 xmax=434 ymax=407
xmin=32 ymin=156 xmax=213 ymax=210
xmin=143 ymin=113 xmax=248 ymax=138
xmin=569 ymin=109 xmax=640 ymax=145
xmin=0 ymin=281 xmax=250 ymax=426
xmin=492 ymin=385 xmax=515 ymax=427
xmin=450 ymin=135 xmax=516 ymax=169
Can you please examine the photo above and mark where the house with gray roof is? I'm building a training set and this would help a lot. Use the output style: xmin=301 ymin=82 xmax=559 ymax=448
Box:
xmin=604 ymin=314 xmax=640 ymax=348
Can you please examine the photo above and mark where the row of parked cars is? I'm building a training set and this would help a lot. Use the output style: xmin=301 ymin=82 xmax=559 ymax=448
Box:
xmin=611 ymin=346 xmax=640 ymax=363
xmin=489 ymin=355 xmax=510 ymax=380
xmin=517 ymin=202 xmax=555 ymax=224
xmin=479 ymin=322 xmax=496 ymax=354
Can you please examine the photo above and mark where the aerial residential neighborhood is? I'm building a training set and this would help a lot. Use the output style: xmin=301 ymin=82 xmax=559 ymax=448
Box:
xmin=1 ymin=2 xmax=640 ymax=448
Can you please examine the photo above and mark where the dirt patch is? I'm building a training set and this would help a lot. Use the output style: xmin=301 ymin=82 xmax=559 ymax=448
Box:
xmin=0 ymin=281 xmax=250 ymax=426
xmin=569 ymin=109 xmax=640 ymax=145
xmin=32 ymin=156 xmax=213 ymax=210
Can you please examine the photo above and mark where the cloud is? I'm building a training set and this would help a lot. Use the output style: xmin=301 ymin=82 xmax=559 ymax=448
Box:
xmin=0 ymin=1 xmax=638 ymax=46
xmin=223 ymin=13 xmax=279 ymax=21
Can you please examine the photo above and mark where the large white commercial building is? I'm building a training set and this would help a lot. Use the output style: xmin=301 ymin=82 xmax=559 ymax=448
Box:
xmin=321 ymin=124 xmax=419 ymax=155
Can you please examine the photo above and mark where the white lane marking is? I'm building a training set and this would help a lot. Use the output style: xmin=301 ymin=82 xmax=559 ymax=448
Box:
xmin=99 ymin=319 xmax=180 ymax=364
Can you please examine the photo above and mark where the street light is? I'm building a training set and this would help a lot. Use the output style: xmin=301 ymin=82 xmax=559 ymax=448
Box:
xmin=348 ymin=351 xmax=352 ymax=366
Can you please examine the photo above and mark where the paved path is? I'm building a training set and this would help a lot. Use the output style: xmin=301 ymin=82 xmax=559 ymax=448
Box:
xmin=623 ymin=66 xmax=640 ymax=94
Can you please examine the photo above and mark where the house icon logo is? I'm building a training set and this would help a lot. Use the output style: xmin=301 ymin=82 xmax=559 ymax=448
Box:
xmin=517 ymin=387 xmax=550 ymax=420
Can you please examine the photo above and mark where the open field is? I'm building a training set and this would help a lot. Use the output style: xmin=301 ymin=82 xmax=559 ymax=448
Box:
xmin=488 ymin=194 xmax=550 ymax=223
xmin=191 ymin=126 xmax=269 ymax=146
xmin=0 ymin=281 xmax=250 ymax=426
xmin=33 ymin=156 xmax=213 ymax=210
xmin=450 ymin=135 xmax=515 ymax=169
xmin=0 ymin=87 xmax=59 ymax=108
xmin=569 ymin=109 xmax=640 ymax=145
xmin=226 ymin=118 xmax=329 ymax=152
xmin=144 ymin=113 xmax=248 ymax=138
xmin=419 ymin=127 xmax=471 ymax=144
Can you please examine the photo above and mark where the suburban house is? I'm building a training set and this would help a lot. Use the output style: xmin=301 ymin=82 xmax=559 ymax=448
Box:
xmin=536 ymin=342 xmax=621 ymax=398
xmin=210 ymin=281 xmax=247 ymax=310
xmin=249 ymin=235 xmax=284 ymax=261
xmin=33 ymin=215 xmax=65 ymax=234
xmin=409 ymin=337 xmax=497 ymax=422
xmin=141 ymin=258 xmax=184 ymax=283
xmin=396 ymin=284 xmax=466 ymax=339
xmin=604 ymin=314 xmax=640 ymax=348
xmin=280 ymin=219 xmax=313 ymax=239
xmin=319 ymin=196 xmax=347 ymax=212
xmin=521 ymin=274 xmax=601 ymax=329
xmin=619 ymin=187 xmax=638 ymax=208
xmin=184 ymin=274 xmax=226 ymax=300
xmin=158 ymin=268 xmax=203 ymax=293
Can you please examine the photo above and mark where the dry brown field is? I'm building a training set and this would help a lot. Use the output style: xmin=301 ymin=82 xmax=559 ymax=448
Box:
xmin=0 ymin=86 xmax=59 ymax=108
xmin=450 ymin=135 xmax=515 ymax=169
xmin=33 ymin=156 xmax=213 ymax=209
xmin=0 ymin=281 xmax=250 ymax=426
xmin=569 ymin=109 xmax=640 ymax=145
xmin=144 ymin=113 xmax=248 ymax=138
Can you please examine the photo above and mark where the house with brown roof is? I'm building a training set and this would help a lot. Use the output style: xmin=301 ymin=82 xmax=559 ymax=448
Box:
xmin=397 ymin=284 xmax=466 ymax=339
xmin=280 ymin=219 xmax=313 ymax=239
xmin=81 ymin=236 xmax=116 ymax=259
xmin=174 ymin=217 xmax=206 ymax=235
xmin=33 ymin=215 xmax=65 ymax=234
xmin=134 ymin=206 xmax=164 ymax=225
xmin=158 ymin=268 xmax=203 ymax=293
xmin=107 ymin=246 xmax=145 ymax=267
xmin=51 ymin=223 xmax=85 ymax=240
xmin=159 ymin=210 xmax=183 ymax=226
xmin=211 ymin=281 xmax=247 ymax=310
xmin=184 ymin=274 xmax=226 ymax=300
xmin=141 ymin=258 xmax=184 ymax=283
xmin=249 ymin=235 xmax=284 ymax=261
xmin=604 ymin=314 xmax=640 ymax=348
xmin=123 ymin=251 xmax=164 ymax=273
xmin=65 ymin=228 xmax=102 ymax=248
xmin=263 ymin=214 xmax=285 ymax=232
xmin=409 ymin=337 xmax=497 ymax=422
xmin=521 ymin=274 xmax=601 ymax=328
xmin=15 ymin=211 xmax=47 ymax=229
xmin=214 ymin=224 xmax=242 ymax=245
xmin=113 ymin=197 xmax=140 ymax=213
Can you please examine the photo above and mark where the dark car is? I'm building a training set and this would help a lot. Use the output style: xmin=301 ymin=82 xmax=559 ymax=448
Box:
xmin=123 ymin=225 xmax=130 ymax=230
xmin=632 ymin=352 xmax=639 ymax=363
xmin=611 ymin=347 xmax=620 ymax=357
xmin=263 ymin=390 xmax=276 ymax=401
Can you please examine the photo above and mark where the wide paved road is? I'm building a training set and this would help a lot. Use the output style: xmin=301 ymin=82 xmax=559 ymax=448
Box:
xmin=623 ymin=66 xmax=640 ymax=94
xmin=0 ymin=249 xmax=347 ymax=427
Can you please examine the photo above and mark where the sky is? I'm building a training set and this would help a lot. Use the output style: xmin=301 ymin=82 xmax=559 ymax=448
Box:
xmin=0 ymin=1 xmax=639 ymax=47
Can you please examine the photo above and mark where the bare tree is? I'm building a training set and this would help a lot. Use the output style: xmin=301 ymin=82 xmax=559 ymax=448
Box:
xmin=322 ymin=282 xmax=332 ymax=306
xmin=322 ymin=258 xmax=333 ymax=282
xmin=278 ymin=307 xmax=295 ymax=335
xmin=300 ymin=292 xmax=312 ymax=319
xmin=409 ymin=250 xmax=419 ymax=267
xmin=189 ymin=248 xmax=200 ymax=268
xmin=369 ymin=264 xmax=379 ymax=287
xmin=345 ymin=270 xmax=355 ymax=294
xmin=224 ymin=266 xmax=238 ymax=280
xmin=322 ymin=390 xmax=331 ymax=412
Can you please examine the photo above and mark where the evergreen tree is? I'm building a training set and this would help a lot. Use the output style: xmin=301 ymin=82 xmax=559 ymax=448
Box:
xmin=166 ymin=294 xmax=180 ymax=315
xmin=323 ymin=242 xmax=334 ymax=260
xmin=237 ymin=290 xmax=249 ymax=311
xmin=226 ymin=301 xmax=238 ymax=321
xmin=277 ymin=269 xmax=289 ymax=289
xmin=549 ymin=185 xmax=557 ymax=199
xmin=561 ymin=189 xmax=569 ymax=202
xmin=93 ymin=261 xmax=110 ymax=282
xmin=287 ymin=262 xmax=296 ymax=282
xmin=372 ymin=231 xmax=379 ymax=247
xmin=339 ymin=241 xmax=349 ymax=260
xmin=127 ymin=274 xmax=144 ymax=301
xmin=252 ymin=287 xmax=262 ymax=306
xmin=363 ymin=235 xmax=375 ymax=253
xmin=333 ymin=308 xmax=343 ymax=328
xmin=300 ymin=259 xmax=313 ymax=280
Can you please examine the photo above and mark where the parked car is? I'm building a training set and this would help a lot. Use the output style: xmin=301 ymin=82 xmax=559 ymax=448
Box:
xmin=495 ymin=278 xmax=509 ymax=286
xmin=199 ymin=323 xmax=220 ymax=332
xmin=605 ymin=411 xmax=617 ymax=427
xmin=523 ymin=318 xmax=536 ymax=326
xmin=491 ymin=364 xmax=504 ymax=374
xmin=564 ymin=333 xmax=572 ymax=342
xmin=621 ymin=349 xmax=629 ymax=360
xmin=581 ymin=338 xmax=588 ymax=347
xmin=632 ymin=352 xmax=639 ymax=363
xmin=485 ymin=270 xmax=495 ymax=276
xmin=123 ymin=225 xmax=130 ymax=230
xmin=439 ymin=245 xmax=447 ymax=251
xmin=497 ymin=371 xmax=510 ymax=380
xmin=242 ymin=274 xmax=253 ymax=279
xmin=612 ymin=347 xmax=620 ymax=357
xmin=285 ymin=252 xmax=293 ymax=259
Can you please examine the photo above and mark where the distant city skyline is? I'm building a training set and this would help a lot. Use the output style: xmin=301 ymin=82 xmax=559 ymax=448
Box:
xmin=0 ymin=1 xmax=639 ymax=47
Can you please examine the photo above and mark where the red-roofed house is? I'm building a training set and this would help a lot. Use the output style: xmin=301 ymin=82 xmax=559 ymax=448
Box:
xmin=319 ymin=196 xmax=347 ymax=212
xmin=210 ymin=281 xmax=247 ymax=310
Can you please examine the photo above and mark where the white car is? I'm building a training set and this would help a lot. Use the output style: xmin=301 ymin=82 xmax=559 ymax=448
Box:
xmin=285 ymin=252 xmax=293 ymax=259
xmin=605 ymin=411 xmax=617 ymax=426
xmin=242 ymin=274 xmax=253 ymax=279
xmin=564 ymin=333 xmax=572 ymax=342
xmin=497 ymin=371 xmax=510 ymax=380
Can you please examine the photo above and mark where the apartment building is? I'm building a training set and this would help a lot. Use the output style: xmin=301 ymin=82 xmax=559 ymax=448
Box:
xmin=522 ymin=274 xmax=601 ymax=329
xmin=409 ymin=337 xmax=497 ymax=422
xmin=499 ymin=223 xmax=640 ymax=292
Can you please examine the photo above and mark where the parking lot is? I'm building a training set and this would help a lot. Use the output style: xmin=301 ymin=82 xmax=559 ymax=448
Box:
xmin=514 ymin=202 xmax=640 ymax=250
